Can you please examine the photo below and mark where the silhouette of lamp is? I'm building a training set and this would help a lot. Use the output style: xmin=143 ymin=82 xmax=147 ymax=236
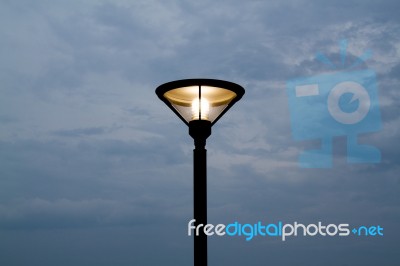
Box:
xmin=156 ymin=79 xmax=245 ymax=266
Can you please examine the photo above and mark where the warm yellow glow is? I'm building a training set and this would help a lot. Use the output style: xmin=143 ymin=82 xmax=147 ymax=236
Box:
xmin=191 ymin=98 xmax=210 ymax=120
xmin=162 ymin=86 xmax=237 ymax=122
xmin=163 ymin=86 xmax=236 ymax=107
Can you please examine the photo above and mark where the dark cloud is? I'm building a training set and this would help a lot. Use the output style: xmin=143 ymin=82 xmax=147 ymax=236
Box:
xmin=0 ymin=0 xmax=399 ymax=265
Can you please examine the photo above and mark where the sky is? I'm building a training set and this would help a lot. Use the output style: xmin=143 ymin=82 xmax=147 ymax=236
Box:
xmin=0 ymin=0 xmax=399 ymax=265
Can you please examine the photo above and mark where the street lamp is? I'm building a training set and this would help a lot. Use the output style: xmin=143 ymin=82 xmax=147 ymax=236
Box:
xmin=156 ymin=79 xmax=245 ymax=266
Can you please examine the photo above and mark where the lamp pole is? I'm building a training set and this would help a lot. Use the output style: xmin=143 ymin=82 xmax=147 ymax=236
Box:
xmin=155 ymin=79 xmax=245 ymax=266
xmin=190 ymin=120 xmax=211 ymax=266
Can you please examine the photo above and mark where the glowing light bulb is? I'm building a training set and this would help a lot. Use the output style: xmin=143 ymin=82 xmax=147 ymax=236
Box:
xmin=191 ymin=98 xmax=210 ymax=120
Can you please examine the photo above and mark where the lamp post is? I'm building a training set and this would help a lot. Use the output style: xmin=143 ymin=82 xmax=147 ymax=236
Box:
xmin=156 ymin=79 xmax=245 ymax=266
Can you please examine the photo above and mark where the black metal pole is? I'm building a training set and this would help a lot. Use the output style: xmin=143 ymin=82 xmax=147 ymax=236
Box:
xmin=189 ymin=120 xmax=211 ymax=266
xmin=193 ymin=140 xmax=207 ymax=266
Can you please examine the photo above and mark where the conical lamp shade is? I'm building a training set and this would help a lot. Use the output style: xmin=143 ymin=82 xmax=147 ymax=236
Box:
xmin=156 ymin=79 xmax=245 ymax=126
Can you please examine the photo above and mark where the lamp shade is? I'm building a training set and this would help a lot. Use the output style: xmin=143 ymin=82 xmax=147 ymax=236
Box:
xmin=156 ymin=79 xmax=245 ymax=126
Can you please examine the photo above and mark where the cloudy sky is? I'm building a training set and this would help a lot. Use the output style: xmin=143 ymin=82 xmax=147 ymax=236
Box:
xmin=1 ymin=0 xmax=399 ymax=265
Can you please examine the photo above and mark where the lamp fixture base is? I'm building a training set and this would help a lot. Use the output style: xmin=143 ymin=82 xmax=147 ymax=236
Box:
xmin=189 ymin=120 xmax=211 ymax=148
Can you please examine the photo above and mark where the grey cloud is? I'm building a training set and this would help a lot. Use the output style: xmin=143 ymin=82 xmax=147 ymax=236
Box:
xmin=388 ymin=62 xmax=400 ymax=79
xmin=0 ymin=198 xmax=170 ymax=230
xmin=53 ymin=127 xmax=107 ymax=137
xmin=1 ymin=0 xmax=400 ymax=265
